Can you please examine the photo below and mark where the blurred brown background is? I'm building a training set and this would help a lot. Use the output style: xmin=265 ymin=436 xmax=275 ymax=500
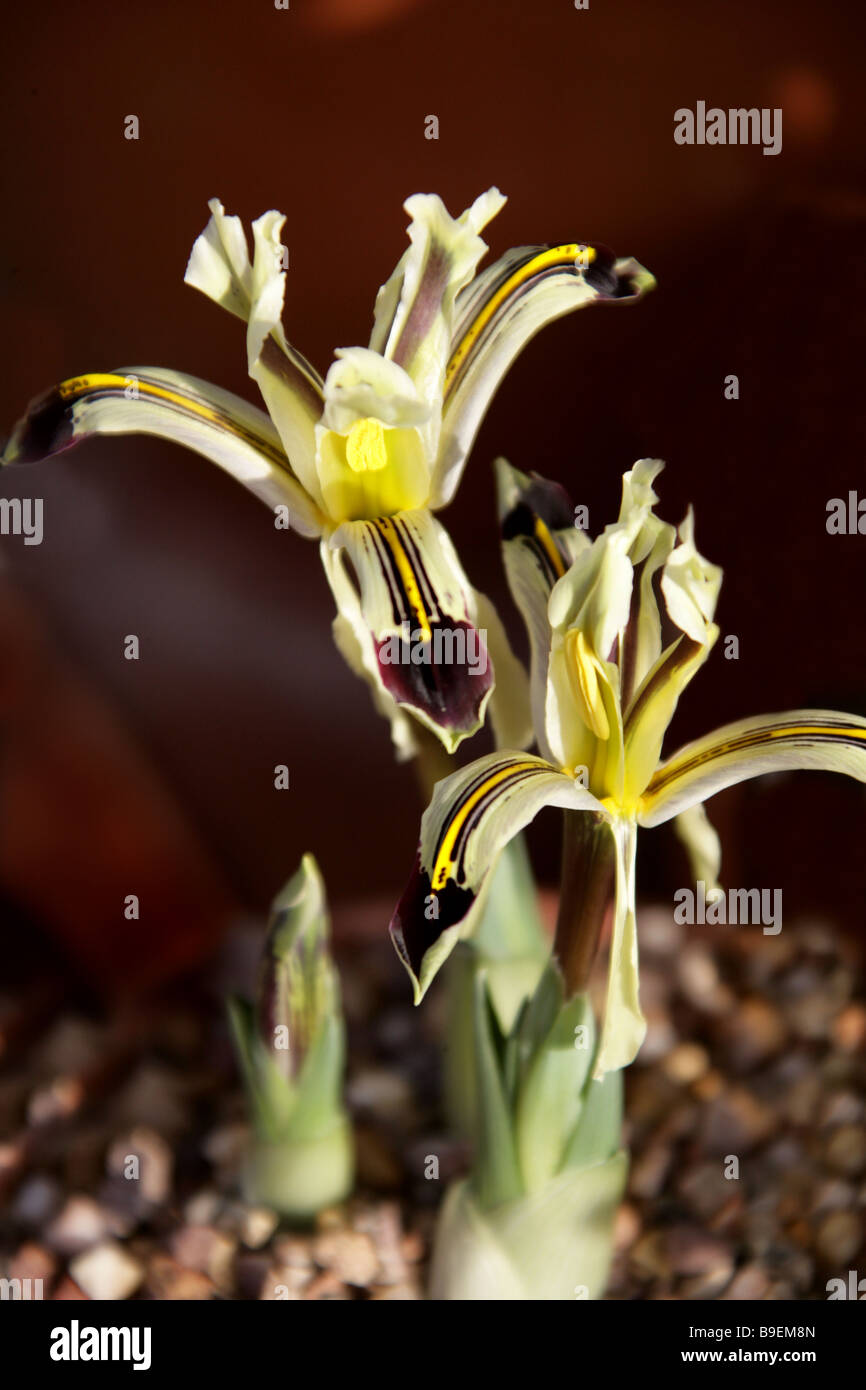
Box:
xmin=1 ymin=0 xmax=864 ymax=993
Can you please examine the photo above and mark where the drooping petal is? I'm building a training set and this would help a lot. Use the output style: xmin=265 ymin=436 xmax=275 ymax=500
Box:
xmin=673 ymin=803 xmax=723 ymax=896
xmin=185 ymin=199 xmax=324 ymax=503
xmin=1 ymin=367 xmax=325 ymax=537
xmin=639 ymin=710 xmax=866 ymax=827
xmin=370 ymin=189 xmax=506 ymax=420
xmin=389 ymin=751 xmax=604 ymax=1001
xmin=322 ymin=539 xmax=421 ymax=762
xmin=593 ymin=816 xmax=646 ymax=1079
xmin=496 ymin=458 xmax=589 ymax=761
xmin=324 ymin=508 xmax=496 ymax=752
xmin=433 ymin=246 xmax=655 ymax=507
xmin=472 ymin=589 xmax=533 ymax=752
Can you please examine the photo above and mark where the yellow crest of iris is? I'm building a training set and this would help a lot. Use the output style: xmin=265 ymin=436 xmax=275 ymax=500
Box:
xmin=317 ymin=416 xmax=431 ymax=522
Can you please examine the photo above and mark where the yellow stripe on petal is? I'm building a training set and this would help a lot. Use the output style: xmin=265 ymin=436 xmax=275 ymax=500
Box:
xmin=431 ymin=760 xmax=543 ymax=891
xmin=444 ymin=244 xmax=596 ymax=395
xmin=372 ymin=515 xmax=433 ymax=642
xmin=2 ymin=367 xmax=325 ymax=537
xmin=638 ymin=711 xmax=866 ymax=828
xmin=54 ymin=373 xmax=291 ymax=470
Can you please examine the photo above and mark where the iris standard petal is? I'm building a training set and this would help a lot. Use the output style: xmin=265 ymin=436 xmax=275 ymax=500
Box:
xmin=389 ymin=751 xmax=604 ymax=1001
xmin=185 ymin=199 xmax=325 ymax=504
xmin=1 ymin=366 xmax=325 ymax=538
xmin=639 ymin=710 xmax=866 ymax=827
xmin=370 ymin=188 xmax=506 ymax=418
xmin=432 ymin=246 xmax=655 ymax=508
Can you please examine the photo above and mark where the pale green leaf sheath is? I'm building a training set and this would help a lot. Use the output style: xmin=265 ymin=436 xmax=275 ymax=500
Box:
xmin=3 ymin=193 xmax=652 ymax=756
xmin=390 ymin=458 xmax=866 ymax=1078
xmin=227 ymin=854 xmax=354 ymax=1220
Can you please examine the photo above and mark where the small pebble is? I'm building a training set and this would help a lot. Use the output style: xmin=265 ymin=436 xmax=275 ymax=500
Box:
xmin=721 ymin=1262 xmax=771 ymax=1300
xmin=144 ymin=1253 xmax=216 ymax=1301
xmin=833 ymin=1004 xmax=866 ymax=1053
xmin=824 ymin=1125 xmax=866 ymax=1177
xmin=313 ymin=1229 xmax=380 ymax=1287
xmin=662 ymin=1043 xmax=709 ymax=1086
xmin=46 ymin=1196 xmax=118 ymax=1256
xmin=69 ymin=1241 xmax=143 ymax=1300
xmin=169 ymin=1226 xmax=237 ymax=1289
xmin=106 ymin=1127 xmax=173 ymax=1205
xmin=813 ymin=1210 xmax=864 ymax=1266
xmin=12 ymin=1174 xmax=61 ymax=1227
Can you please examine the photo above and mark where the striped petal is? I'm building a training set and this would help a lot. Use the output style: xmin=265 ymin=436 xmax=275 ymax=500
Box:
xmin=639 ymin=710 xmax=866 ymax=828
xmin=185 ymin=199 xmax=325 ymax=505
xmin=434 ymin=246 xmax=655 ymax=508
xmin=389 ymin=752 xmax=604 ymax=1001
xmin=370 ymin=189 xmax=506 ymax=422
xmin=496 ymin=457 xmax=590 ymax=761
xmin=324 ymin=508 xmax=496 ymax=752
xmin=1 ymin=367 xmax=325 ymax=538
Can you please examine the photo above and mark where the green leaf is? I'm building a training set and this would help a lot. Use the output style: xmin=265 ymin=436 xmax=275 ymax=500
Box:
xmin=562 ymin=1066 xmax=624 ymax=1170
xmin=514 ymin=992 xmax=595 ymax=1192
xmin=471 ymin=973 xmax=524 ymax=1210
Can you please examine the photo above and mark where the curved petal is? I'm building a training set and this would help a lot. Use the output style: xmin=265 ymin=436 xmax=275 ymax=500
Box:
xmin=389 ymin=751 xmax=604 ymax=1001
xmin=433 ymin=247 xmax=655 ymax=507
xmin=472 ymin=588 xmax=533 ymax=751
xmin=622 ymin=626 xmax=718 ymax=806
xmin=1 ymin=367 xmax=325 ymax=537
xmin=325 ymin=508 xmax=496 ymax=752
xmin=673 ymin=803 xmax=722 ymax=897
xmin=660 ymin=506 xmax=722 ymax=644
xmin=496 ymin=458 xmax=590 ymax=761
xmin=545 ymin=525 xmax=633 ymax=782
xmin=593 ymin=816 xmax=645 ymax=1079
xmin=322 ymin=538 xmax=425 ymax=763
xmin=185 ymin=199 xmax=325 ymax=503
xmin=615 ymin=459 xmax=677 ymax=707
xmin=639 ymin=710 xmax=866 ymax=828
xmin=370 ymin=189 xmax=506 ymax=418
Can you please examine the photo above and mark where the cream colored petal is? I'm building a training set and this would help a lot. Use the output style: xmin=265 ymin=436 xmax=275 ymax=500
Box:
xmin=322 ymin=540 xmax=420 ymax=762
xmin=496 ymin=457 xmax=589 ymax=762
xmin=593 ymin=816 xmax=646 ymax=1078
xmin=639 ymin=710 xmax=866 ymax=827
xmin=1 ymin=366 xmax=325 ymax=538
xmin=389 ymin=751 xmax=604 ymax=1001
xmin=661 ymin=507 xmax=722 ymax=643
xmin=673 ymin=803 xmax=723 ymax=897
xmin=185 ymin=200 xmax=324 ymax=504
xmin=325 ymin=509 xmax=495 ymax=753
xmin=473 ymin=588 xmax=533 ymax=751
xmin=433 ymin=247 xmax=654 ymax=508
xmin=622 ymin=626 xmax=719 ymax=806
xmin=371 ymin=189 xmax=506 ymax=422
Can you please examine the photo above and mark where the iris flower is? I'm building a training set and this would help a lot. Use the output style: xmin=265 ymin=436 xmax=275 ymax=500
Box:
xmin=389 ymin=458 xmax=866 ymax=1075
xmin=2 ymin=191 xmax=652 ymax=754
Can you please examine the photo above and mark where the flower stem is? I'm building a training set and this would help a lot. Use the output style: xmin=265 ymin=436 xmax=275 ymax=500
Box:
xmin=554 ymin=811 xmax=616 ymax=996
